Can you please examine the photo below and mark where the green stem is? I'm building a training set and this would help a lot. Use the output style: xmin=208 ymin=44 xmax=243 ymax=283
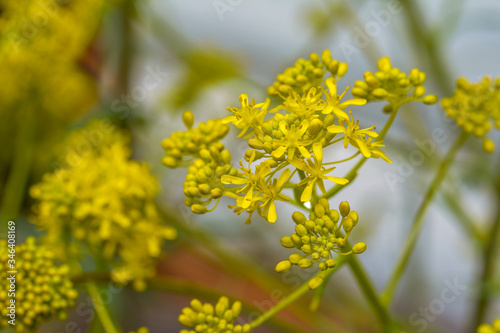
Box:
xmin=469 ymin=177 xmax=500 ymax=330
xmin=346 ymin=246 xmax=393 ymax=329
xmin=74 ymin=273 xmax=307 ymax=333
xmin=86 ymin=282 xmax=121 ymax=333
xmin=324 ymin=106 xmax=399 ymax=200
xmin=442 ymin=189 xmax=484 ymax=246
xmin=157 ymin=207 xmax=333 ymax=330
xmin=249 ymin=266 xmax=340 ymax=330
xmin=309 ymin=258 xmax=346 ymax=311
xmin=0 ymin=109 xmax=35 ymax=235
xmin=382 ymin=131 xmax=469 ymax=305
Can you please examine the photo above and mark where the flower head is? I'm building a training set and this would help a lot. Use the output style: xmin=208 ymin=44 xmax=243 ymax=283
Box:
xmin=442 ymin=76 xmax=500 ymax=153
xmin=276 ymin=200 xmax=366 ymax=289
xmin=179 ymin=297 xmax=252 ymax=333
xmin=352 ymin=56 xmax=438 ymax=109
xmin=0 ymin=237 xmax=79 ymax=332
xmin=31 ymin=122 xmax=176 ymax=290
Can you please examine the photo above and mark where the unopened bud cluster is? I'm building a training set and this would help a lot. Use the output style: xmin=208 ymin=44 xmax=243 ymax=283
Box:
xmin=267 ymin=50 xmax=348 ymax=96
xmin=0 ymin=237 xmax=78 ymax=332
xmin=275 ymin=199 xmax=366 ymax=289
xmin=352 ymin=57 xmax=438 ymax=111
xmin=179 ymin=297 xmax=252 ymax=333
xmin=164 ymin=111 xmax=239 ymax=214
xmin=441 ymin=76 xmax=500 ymax=153
xmin=162 ymin=111 xmax=230 ymax=168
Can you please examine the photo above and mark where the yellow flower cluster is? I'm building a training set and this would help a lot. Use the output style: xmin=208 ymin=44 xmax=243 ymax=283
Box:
xmin=30 ymin=122 xmax=177 ymax=290
xmin=179 ymin=297 xmax=252 ymax=333
xmin=0 ymin=237 xmax=79 ymax=332
xmin=0 ymin=0 xmax=103 ymax=120
xmin=477 ymin=318 xmax=500 ymax=333
xmin=275 ymin=200 xmax=365 ymax=280
xmin=0 ymin=0 xmax=104 ymax=191
xmin=162 ymin=51 xmax=394 ymax=224
xmin=352 ymin=57 xmax=438 ymax=112
xmin=441 ymin=76 xmax=500 ymax=153
xmin=162 ymin=111 xmax=239 ymax=214
xmin=267 ymin=50 xmax=348 ymax=96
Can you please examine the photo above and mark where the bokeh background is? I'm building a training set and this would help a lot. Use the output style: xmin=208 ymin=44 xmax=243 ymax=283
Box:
xmin=1 ymin=0 xmax=500 ymax=332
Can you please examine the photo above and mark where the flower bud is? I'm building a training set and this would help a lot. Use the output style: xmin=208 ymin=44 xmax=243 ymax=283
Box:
xmin=483 ymin=138 xmax=495 ymax=154
xmin=308 ymin=276 xmax=324 ymax=290
xmin=292 ymin=211 xmax=307 ymax=224
xmin=280 ymin=236 xmax=295 ymax=248
xmin=339 ymin=201 xmax=350 ymax=217
xmin=414 ymin=85 xmax=426 ymax=98
xmin=182 ymin=110 xmax=195 ymax=129
xmin=275 ymin=260 xmax=292 ymax=273
xmin=191 ymin=204 xmax=207 ymax=214
xmin=422 ymin=94 xmax=438 ymax=105
xmin=298 ymin=258 xmax=313 ymax=268
xmin=210 ymin=188 xmax=223 ymax=199
xmin=352 ymin=242 xmax=367 ymax=254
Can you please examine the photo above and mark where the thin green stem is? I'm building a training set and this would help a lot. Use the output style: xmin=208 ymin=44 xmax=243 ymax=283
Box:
xmin=249 ymin=266 xmax=339 ymax=330
xmin=86 ymin=282 xmax=121 ymax=333
xmin=0 ymin=110 xmax=35 ymax=235
xmin=469 ymin=175 xmax=500 ymax=330
xmin=309 ymin=258 xmax=346 ymax=311
xmin=345 ymin=242 xmax=393 ymax=330
xmin=382 ymin=131 xmax=469 ymax=305
xmin=74 ymin=273 xmax=308 ymax=333
xmin=442 ymin=189 xmax=484 ymax=246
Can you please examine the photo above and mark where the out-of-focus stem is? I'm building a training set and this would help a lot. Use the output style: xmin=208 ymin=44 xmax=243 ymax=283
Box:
xmin=0 ymin=109 xmax=35 ymax=235
xmin=469 ymin=175 xmax=500 ymax=330
xmin=87 ymin=282 xmax=121 ymax=333
xmin=382 ymin=131 xmax=469 ymax=305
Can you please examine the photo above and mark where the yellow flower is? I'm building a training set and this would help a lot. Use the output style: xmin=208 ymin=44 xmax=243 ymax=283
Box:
xmin=272 ymin=120 xmax=313 ymax=160
xmin=322 ymin=77 xmax=366 ymax=120
xmin=290 ymin=143 xmax=349 ymax=202
xmin=258 ymin=168 xmax=291 ymax=222
xmin=223 ymin=93 xmax=270 ymax=138
xmin=221 ymin=159 xmax=271 ymax=209
xmin=278 ymin=87 xmax=325 ymax=118
xmin=327 ymin=111 xmax=379 ymax=157
xmin=365 ymin=138 xmax=392 ymax=163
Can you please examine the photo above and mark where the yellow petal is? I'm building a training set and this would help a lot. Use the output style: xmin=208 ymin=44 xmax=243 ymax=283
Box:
xmin=326 ymin=176 xmax=349 ymax=185
xmin=301 ymin=182 xmax=314 ymax=202
xmin=312 ymin=142 xmax=323 ymax=163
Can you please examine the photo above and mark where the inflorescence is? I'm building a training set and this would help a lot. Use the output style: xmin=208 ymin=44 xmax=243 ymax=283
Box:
xmin=352 ymin=56 xmax=438 ymax=113
xmin=275 ymin=200 xmax=366 ymax=289
xmin=30 ymin=122 xmax=177 ymax=290
xmin=162 ymin=51 xmax=402 ymax=224
xmin=178 ymin=297 xmax=252 ymax=333
xmin=442 ymin=76 xmax=500 ymax=153
xmin=0 ymin=237 xmax=78 ymax=332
